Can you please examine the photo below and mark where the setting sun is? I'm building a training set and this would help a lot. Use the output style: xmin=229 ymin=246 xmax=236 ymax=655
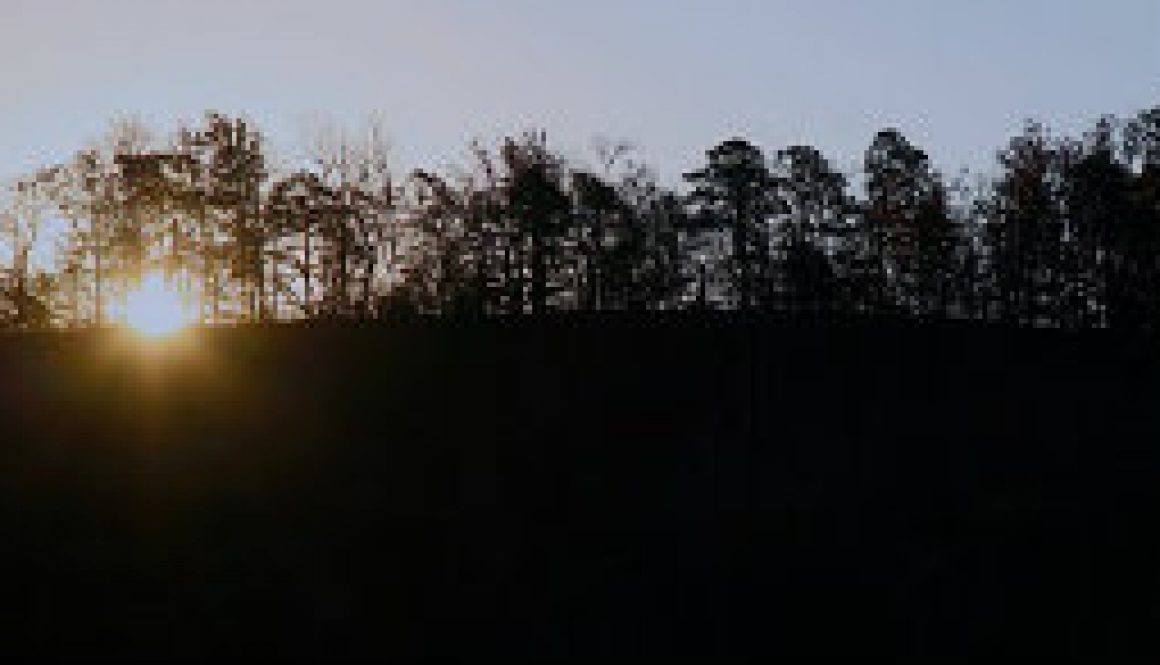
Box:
xmin=123 ymin=273 xmax=194 ymax=338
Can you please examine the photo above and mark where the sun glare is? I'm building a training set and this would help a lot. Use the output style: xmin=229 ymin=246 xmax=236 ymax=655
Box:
xmin=124 ymin=273 xmax=193 ymax=338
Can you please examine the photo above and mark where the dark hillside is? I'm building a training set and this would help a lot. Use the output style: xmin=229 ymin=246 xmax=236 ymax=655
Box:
xmin=1 ymin=319 xmax=1159 ymax=659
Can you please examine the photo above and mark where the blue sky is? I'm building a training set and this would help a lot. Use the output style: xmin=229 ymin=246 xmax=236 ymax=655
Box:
xmin=0 ymin=0 xmax=1156 ymax=185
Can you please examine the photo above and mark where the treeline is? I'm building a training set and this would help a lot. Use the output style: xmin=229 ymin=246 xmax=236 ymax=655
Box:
xmin=1 ymin=106 xmax=1158 ymax=329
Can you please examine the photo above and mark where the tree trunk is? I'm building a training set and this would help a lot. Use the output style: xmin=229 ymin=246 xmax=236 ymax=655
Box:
xmin=94 ymin=215 xmax=104 ymax=327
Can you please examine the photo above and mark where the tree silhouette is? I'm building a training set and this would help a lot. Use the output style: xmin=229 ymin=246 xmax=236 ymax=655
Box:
xmin=571 ymin=169 xmax=623 ymax=311
xmin=988 ymin=122 xmax=1068 ymax=327
xmin=266 ymin=170 xmax=330 ymax=319
xmin=0 ymin=105 xmax=1158 ymax=330
xmin=771 ymin=145 xmax=849 ymax=316
xmin=1123 ymin=107 xmax=1160 ymax=329
xmin=685 ymin=139 xmax=779 ymax=311
xmin=198 ymin=114 xmax=268 ymax=322
xmin=2 ymin=170 xmax=54 ymax=328
xmin=501 ymin=132 xmax=571 ymax=316
xmin=863 ymin=129 xmax=948 ymax=318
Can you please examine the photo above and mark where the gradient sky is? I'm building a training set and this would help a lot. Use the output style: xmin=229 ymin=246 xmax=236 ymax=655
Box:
xmin=1 ymin=0 xmax=1156 ymax=186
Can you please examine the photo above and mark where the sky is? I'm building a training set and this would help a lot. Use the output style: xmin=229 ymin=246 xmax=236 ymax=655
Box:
xmin=0 ymin=0 xmax=1156 ymax=186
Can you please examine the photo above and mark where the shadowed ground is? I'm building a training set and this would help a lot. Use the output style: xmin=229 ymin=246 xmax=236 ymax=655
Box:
xmin=0 ymin=317 xmax=1158 ymax=659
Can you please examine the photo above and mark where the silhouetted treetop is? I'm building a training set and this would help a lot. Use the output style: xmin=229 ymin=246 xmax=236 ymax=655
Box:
xmin=1 ymin=106 xmax=1158 ymax=329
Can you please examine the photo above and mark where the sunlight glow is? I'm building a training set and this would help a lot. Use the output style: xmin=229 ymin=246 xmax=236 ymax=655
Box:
xmin=123 ymin=273 xmax=194 ymax=338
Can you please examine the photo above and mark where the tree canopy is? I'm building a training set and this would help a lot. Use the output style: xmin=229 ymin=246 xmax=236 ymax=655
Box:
xmin=2 ymin=106 xmax=1159 ymax=330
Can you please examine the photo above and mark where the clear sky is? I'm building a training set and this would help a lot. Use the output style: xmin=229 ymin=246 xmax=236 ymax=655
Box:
xmin=0 ymin=0 xmax=1156 ymax=185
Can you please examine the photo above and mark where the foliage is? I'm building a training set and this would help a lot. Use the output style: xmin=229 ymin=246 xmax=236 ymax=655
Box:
xmin=3 ymin=106 xmax=1159 ymax=329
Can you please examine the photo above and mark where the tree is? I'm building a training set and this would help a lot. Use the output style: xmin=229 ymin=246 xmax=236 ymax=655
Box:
xmin=863 ymin=129 xmax=951 ymax=318
xmin=570 ymin=141 xmax=679 ymax=312
xmin=685 ymin=139 xmax=779 ymax=311
xmin=989 ymin=122 xmax=1070 ymax=327
xmin=612 ymin=171 xmax=689 ymax=312
xmin=571 ymin=169 xmax=623 ymax=311
xmin=501 ymin=132 xmax=571 ymax=316
xmin=301 ymin=117 xmax=394 ymax=320
xmin=1120 ymin=107 xmax=1160 ymax=329
xmin=198 ymin=113 xmax=269 ymax=322
xmin=3 ymin=104 xmax=1160 ymax=330
xmin=772 ymin=145 xmax=848 ymax=316
xmin=265 ymin=170 xmax=331 ymax=319
xmin=1063 ymin=116 xmax=1146 ymax=329
xmin=1 ymin=171 xmax=54 ymax=328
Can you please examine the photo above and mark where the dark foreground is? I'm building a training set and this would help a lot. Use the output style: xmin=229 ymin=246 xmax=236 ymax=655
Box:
xmin=1 ymin=317 xmax=1159 ymax=660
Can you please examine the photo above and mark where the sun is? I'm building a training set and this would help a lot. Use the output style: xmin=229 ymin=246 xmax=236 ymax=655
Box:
xmin=123 ymin=273 xmax=194 ymax=338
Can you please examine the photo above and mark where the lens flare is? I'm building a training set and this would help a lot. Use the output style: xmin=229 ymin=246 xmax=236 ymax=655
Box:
xmin=124 ymin=273 xmax=193 ymax=338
